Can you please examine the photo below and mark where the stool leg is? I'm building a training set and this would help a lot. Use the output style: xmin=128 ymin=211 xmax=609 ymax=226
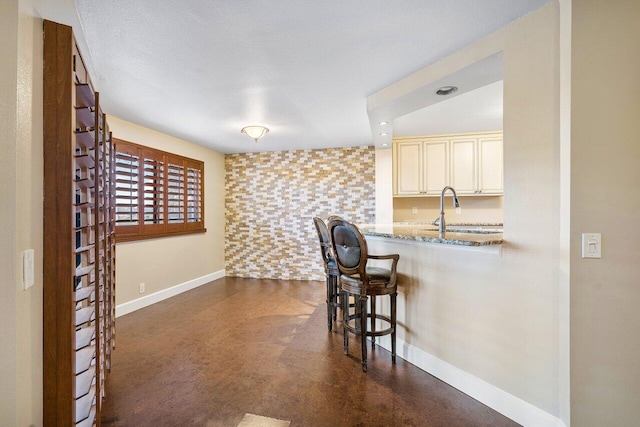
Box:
xmin=343 ymin=290 xmax=349 ymax=355
xmin=391 ymin=292 xmax=397 ymax=364
xmin=326 ymin=276 xmax=332 ymax=332
xmin=332 ymin=276 xmax=339 ymax=322
xmin=360 ymin=295 xmax=368 ymax=372
xmin=370 ymin=296 xmax=376 ymax=349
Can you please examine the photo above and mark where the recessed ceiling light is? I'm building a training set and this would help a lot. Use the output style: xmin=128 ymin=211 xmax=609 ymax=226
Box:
xmin=379 ymin=121 xmax=389 ymax=126
xmin=436 ymin=86 xmax=458 ymax=96
xmin=379 ymin=132 xmax=388 ymax=136
xmin=381 ymin=143 xmax=389 ymax=147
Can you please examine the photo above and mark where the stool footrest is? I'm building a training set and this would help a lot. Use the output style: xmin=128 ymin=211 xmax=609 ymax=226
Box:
xmin=344 ymin=313 xmax=394 ymax=337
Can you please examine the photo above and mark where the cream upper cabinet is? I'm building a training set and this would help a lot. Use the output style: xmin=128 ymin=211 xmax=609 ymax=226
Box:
xmin=395 ymin=140 xmax=423 ymax=195
xmin=450 ymin=138 xmax=477 ymax=194
xmin=423 ymin=140 xmax=449 ymax=194
xmin=393 ymin=131 xmax=503 ymax=197
xmin=394 ymin=138 xmax=449 ymax=196
xmin=478 ymin=136 xmax=503 ymax=194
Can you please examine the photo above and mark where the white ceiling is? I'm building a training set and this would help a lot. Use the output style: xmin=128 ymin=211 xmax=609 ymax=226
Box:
xmin=75 ymin=0 xmax=548 ymax=154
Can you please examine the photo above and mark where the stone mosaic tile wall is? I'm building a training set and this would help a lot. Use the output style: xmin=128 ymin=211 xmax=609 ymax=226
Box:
xmin=225 ymin=146 xmax=375 ymax=280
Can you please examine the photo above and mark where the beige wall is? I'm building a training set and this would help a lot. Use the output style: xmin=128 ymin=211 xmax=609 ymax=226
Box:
xmin=2 ymin=0 xmax=47 ymax=425
xmin=374 ymin=148 xmax=394 ymax=224
xmin=375 ymin=3 xmax=565 ymax=422
xmin=1 ymin=2 xmax=20 ymax=424
xmin=15 ymin=1 xmax=44 ymax=424
xmin=570 ymin=0 xmax=640 ymax=425
xmin=109 ymin=117 xmax=226 ymax=305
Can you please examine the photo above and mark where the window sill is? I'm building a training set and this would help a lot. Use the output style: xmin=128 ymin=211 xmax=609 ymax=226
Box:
xmin=115 ymin=228 xmax=207 ymax=243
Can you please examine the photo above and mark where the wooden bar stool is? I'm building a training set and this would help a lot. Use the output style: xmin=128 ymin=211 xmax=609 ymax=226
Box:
xmin=313 ymin=217 xmax=341 ymax=332
xmin=328 ymin=217 xmax=399 ymax=372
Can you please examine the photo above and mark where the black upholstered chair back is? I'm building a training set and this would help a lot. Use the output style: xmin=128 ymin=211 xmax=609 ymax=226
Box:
xmin=328 ymin=217 xmax=368 ymax=278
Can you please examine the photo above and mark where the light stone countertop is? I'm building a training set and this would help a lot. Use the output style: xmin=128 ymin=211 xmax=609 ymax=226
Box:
xmin=359 ymin=223 xmax=503 ymax=246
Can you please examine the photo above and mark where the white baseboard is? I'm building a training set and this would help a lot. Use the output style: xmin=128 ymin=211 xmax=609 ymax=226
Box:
xmin=375 ymin=336 xmax=566 ymax=427
xmin=115 ymin=270 xmax=225 ymax=318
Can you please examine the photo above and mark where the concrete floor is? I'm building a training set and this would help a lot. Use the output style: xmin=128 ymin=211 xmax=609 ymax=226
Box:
xmin=101 ymin=277 xmax=519 ymax=427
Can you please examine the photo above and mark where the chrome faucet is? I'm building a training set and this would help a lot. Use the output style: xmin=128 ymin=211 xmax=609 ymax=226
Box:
xmin=438 ymin=186 xmax=461 ymax=238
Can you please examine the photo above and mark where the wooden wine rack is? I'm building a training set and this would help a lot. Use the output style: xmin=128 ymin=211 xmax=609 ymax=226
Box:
xmin=43 ymin=20 xmax=115 ymax=426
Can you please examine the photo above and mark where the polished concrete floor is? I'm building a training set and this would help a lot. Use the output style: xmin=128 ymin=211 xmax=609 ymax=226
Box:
xmin=101 ymin=277 xmax=519 ymax=427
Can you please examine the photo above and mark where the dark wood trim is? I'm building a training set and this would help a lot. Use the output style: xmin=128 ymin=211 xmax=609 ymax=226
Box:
xmin=113 ymin=137 xmax=206 ymax=165
xmin=115 ymin=227 xmax=207 ymax=243
xmin=43 ymin=19 xmax=75 ymax=425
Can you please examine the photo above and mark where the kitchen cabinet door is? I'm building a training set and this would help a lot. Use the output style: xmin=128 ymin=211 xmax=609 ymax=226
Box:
xmin=450 ymin=138 xmax=477 ymax=194
xmin=478 ymin=136 xmax=503 ymax=194
xmin=395 ymin=141 xmax=423 ymax=195
xmin=423 ymin=140 xmax=449 ymax=194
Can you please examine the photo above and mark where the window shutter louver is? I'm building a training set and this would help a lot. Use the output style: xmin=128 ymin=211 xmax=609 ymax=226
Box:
xmin=186 ymin=162 xmax=203 ymax=228
xmin=141 ymin=150 xmax=164 ymax=233
xmin=166 ymin=158 xmax=186 ymax=230
xmin=114 ymin=147 xmax=140 ymax=236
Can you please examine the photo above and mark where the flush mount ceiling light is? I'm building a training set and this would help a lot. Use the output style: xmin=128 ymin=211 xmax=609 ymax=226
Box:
xmin=379 ymin=121 xmax=389 ymax=125
xmin=436 ymin=86 xmax=458 ymax=96
xmin=379 ymin=132 xmax=388 ymax=136
xmin=241 ymin=125 xmax=269 ymax=142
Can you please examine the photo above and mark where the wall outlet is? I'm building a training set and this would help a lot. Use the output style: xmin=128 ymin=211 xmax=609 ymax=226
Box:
xmin=412 ymin=207 xmax=418 ymax=215
xmin=139 ymin=282 xmax=146 ymax=293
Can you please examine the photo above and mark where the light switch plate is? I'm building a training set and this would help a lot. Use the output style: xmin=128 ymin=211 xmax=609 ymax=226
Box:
xmin=23 ymin=249 xmax=35 ymax=289
xmin=581 ymin=233 xmax=601 ymax=259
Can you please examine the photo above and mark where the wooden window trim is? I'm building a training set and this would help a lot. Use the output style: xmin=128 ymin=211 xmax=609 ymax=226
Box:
xmin=114 ymin=138 xmax=206 ymax=242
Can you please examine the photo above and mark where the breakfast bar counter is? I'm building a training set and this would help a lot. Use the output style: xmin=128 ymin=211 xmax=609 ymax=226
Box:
xmin=354 ymin=220 xmax=510 ymax=413
xmin=359 ymin=223 xmax=503 ymax=247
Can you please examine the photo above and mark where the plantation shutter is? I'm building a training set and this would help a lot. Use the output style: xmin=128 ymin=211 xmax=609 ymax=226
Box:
xmin=113 ymin=138 xmax=205 ymax=241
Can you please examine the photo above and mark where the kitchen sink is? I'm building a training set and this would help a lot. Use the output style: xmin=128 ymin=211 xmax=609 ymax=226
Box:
xmin=421 ymin=225 xmax=502 ymax=234
xmin=446 ymin=227 xmax=502 ymax=234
